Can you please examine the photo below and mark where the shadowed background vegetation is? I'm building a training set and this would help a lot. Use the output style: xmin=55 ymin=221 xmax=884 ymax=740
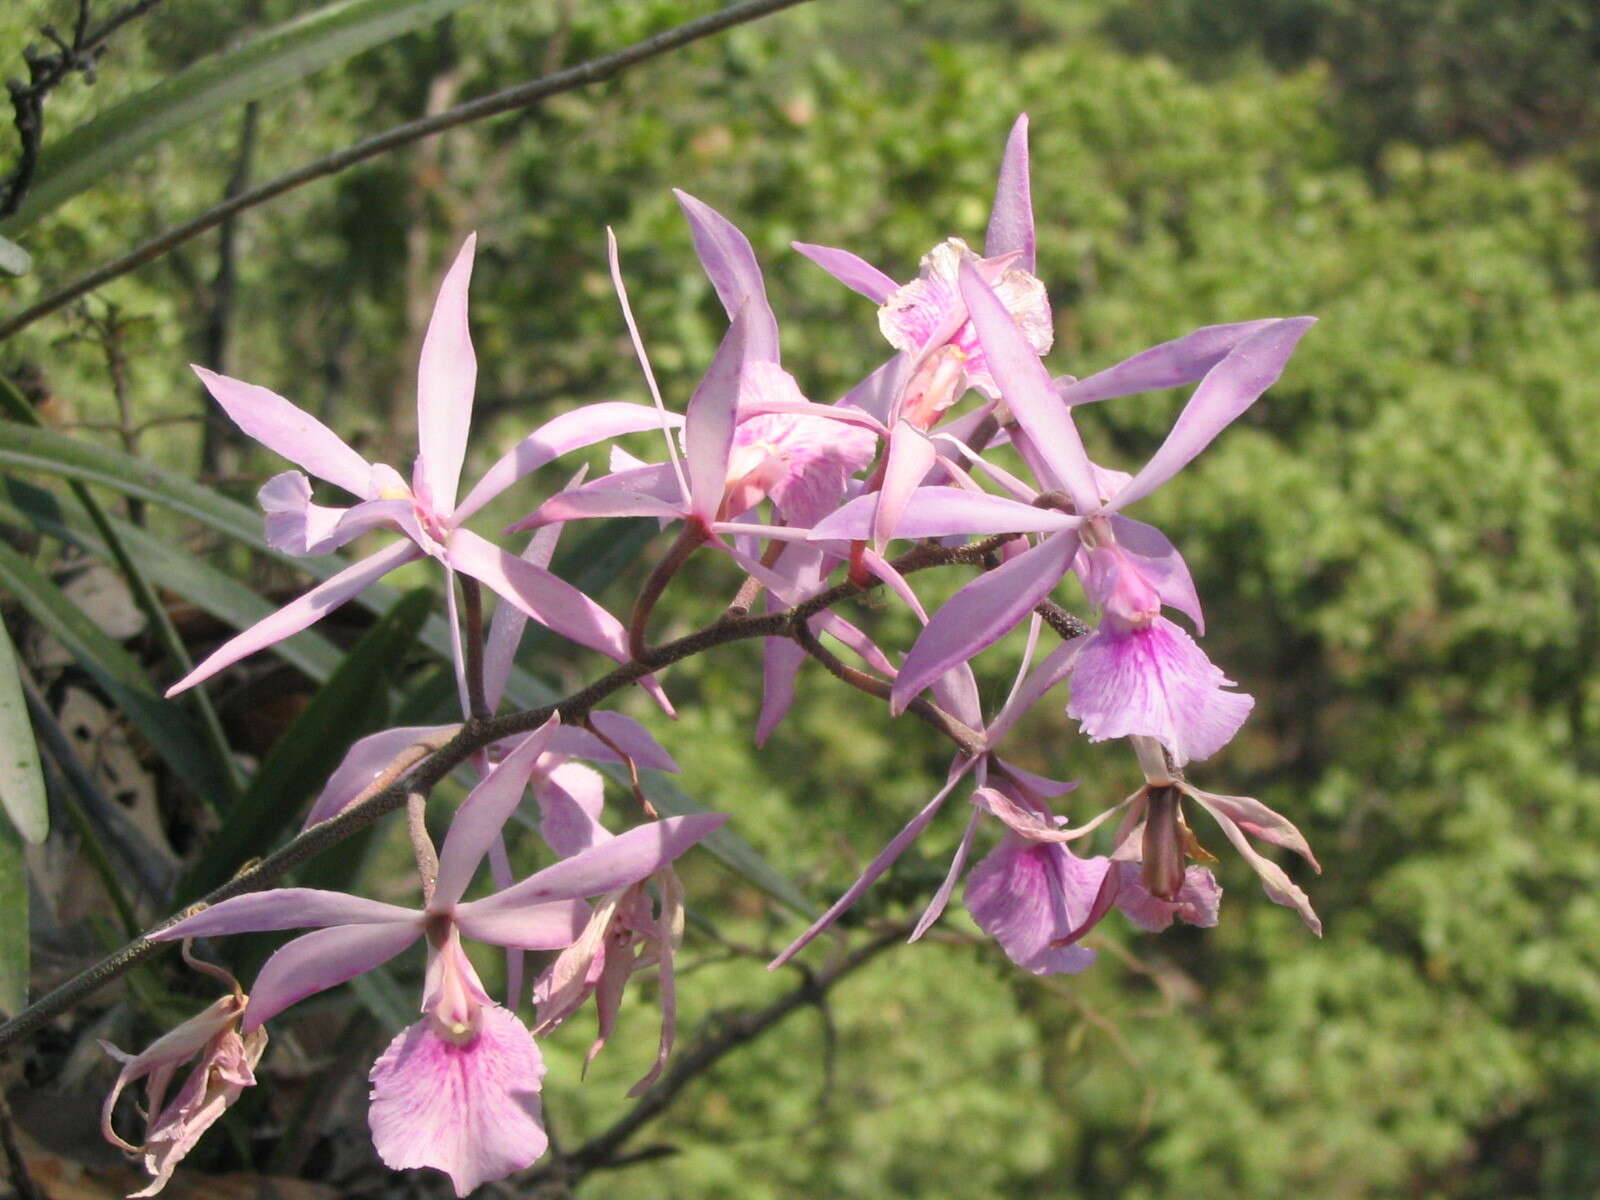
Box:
xmin=3 ymin=1 xmax=1599 ymax=1196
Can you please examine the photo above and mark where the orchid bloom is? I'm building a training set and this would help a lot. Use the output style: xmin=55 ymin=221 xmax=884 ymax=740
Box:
xmin=833 ymin=256 xmax=1312 ymax=766
xmin=155 ymin=720 xmax=724 ymax=1196
xmin=100 ymin=959 xmax=266 ymax=1197
xmin=169 ymin=234 xmax=679 ymax=698
xmin=510 ymin=202 xmax=877 ymax=550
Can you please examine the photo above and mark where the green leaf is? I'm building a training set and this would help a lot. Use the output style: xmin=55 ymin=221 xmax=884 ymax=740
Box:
xmin=1 ymin=0 xmax=485 ymax=232
xmin=0 ymin=539 xmax=234 ymax=807
xmin=179 ymin=588 xmax=433 ymax=903
xmin=0 ymin=816 xmax=26 ymax=1016
xmin=0 ymin=621 xmax=47 ymax=844
xmin=0 ymin=234 xmax=30 ymax=276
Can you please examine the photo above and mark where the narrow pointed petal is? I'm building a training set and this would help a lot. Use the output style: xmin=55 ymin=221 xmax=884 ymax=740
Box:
xmin=369 ymin=1006 xmax=548 ymax=1197
xmin=1108 ymin=516 xmax=1204 ymax=633
xmin=685 ymin=309 xmax=750 ymax=521
xmin=840 ymin=353 xmax=911 ymax=423
xmin=990 ymin=758 xmax=1077 ymax=800
xmin=452 ymin=899 xmax=591 ymax=950
xmin=456 ymin=403 xmax=682 ymax=522
xmin=546 ymin=713 xmax=677 ymax=773
xmin=485 ymin=836 xmax=524 ymax=1008
xmin=607 ymin=229 xmax=691 ymax=505
xmin=859 ymin=548 xmax=928 ymax=622
xmin=447 ymin=528 xmax=629 ymax=662
xmin=958 ymin=263 xmax=1100 ymax=515
xmin=246 ymin=922 xmax=423 ymax=1030
xmin=414 ymin=235 xmax=477 ymax=517
xmin=984 ymin=114 xmax=1035 ymax=270
xmin=1187 ymin=788 xmax=1320 ymax=872
xmin=756 ymin=631 xmax=806 ymax=746
xmin=964 ymin=838 xmax=1107 ymax=974
xmin=303 ymin=724 xmax=455 ymax=829
xmin=166 ymin=540 xmax=423 ymax=696
xmin=193 ymin=366 xmax=372 ymax=497
xmin=813 ymin=611 xmax=896 ymax=677
xmin=533 ymin=762 xmax=609 ymax=857
xmin=1067 ymin=617 xmax=1252 ymax=766
xmin=813 ymin=486 xmax=1074 ymax=542
xmin=770 ymin=762 xmax=976 ymax=968
xmin=433 ymin=718 xmax=561 ymax=909
xmin=482 ymin=506 xmax=576 ymax=713
xmin=156 ymin=889 xmax=420 ymax=940
xmin=1056 ymin=319 xmax=1280 ymax=406
xmin=792 ymin=242 xmax=898 ymax=303
xmin=731 ymin=392 xmax=887 ymax=435
xmin=509 ymin=486 xmax=685 ymax=533
xmin=1194 ymin=797 xmax=1322 ymax=935
xmin=894 ymin=529 xmax=1079 ymax=714
xmin=1108 ymin=317 xmax=1316 ymax=512
xmin=675 ymin=190 xmax=780 ymax=363
xmin=909 ymin=805 xmax=982 ymax=941
xmin=873 ymin=422 xmax=939 ymax=550
xmin=458 ymin=814 xmax=726 ymax=916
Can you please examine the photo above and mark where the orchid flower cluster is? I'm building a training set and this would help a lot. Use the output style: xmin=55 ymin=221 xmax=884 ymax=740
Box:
xmin=101 ymin=115 xmax=1320 ymax=1196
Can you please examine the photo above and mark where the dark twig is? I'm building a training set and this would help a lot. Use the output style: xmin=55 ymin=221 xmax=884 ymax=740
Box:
xmin=198 ymin=100 xmax=258 ymax=480
xmin=0 ymin=0 xmax=817 ymax=342
xmin=525 ymin=924 xmax=907 ymax=1187
xmin=0 ymin=0 xmax=164 ymax=216
xmin=0 ymin=532 xmax=1022 ymax=1054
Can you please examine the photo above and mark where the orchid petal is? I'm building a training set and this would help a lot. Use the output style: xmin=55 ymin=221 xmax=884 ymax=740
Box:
xmin=990 ymin=758 xmax=1078 ymax=800
xmin=873 ymin=422 xmax=939 ymax=550
xmin=1056 ymin=319 xmax=1279 ymax=406
xmin=675 ymin=190 xmax=780 ymax=363
xmin=860 ymin=548 xmax=928 ymax=622
xmin=989 ymin=639 xmax=1084 ymax=745
xmin=246 ymin=922 xmax=423 ymax=1029
xmin=984 ymin=114 xmax=1035 ymax=271
xmin=814 ymin=486 xmax=1074 ymax=542
xmin=1193 ymin=796 xmax=1322 ymax=935
xmin=964 ymin=838 xmax=1106 ymax=974
xmin=909 ymin=804 xmax=982 ymax=941
xmin=893 ymin=529 xmax=1079 ymax=714
xmin=486 ymin=836 xmax=524 ymax=1009
xmin=482 ymin=505 xmax=576 ymax=713
xmin=369 ymin=1006 xmax=547 ymax=1197
xmin=302 ymin=725 xmax=455 ymax=829
xmin=756 ymin=630 xmax=806 ymax=746
xmin=446 ymin=528 xmax=629 ymax=662
xmin=456 ymin=403 xmax=681 ymax=521
xmin=607 ymin=228 xmax=690 ymax=505
xmin=958 ymin=263 xmax=1101 ymax=515
xmin=433 ymin=718 xmax=562 ymax=909
xmin=1066 ymin=617 xmax=1252 ymax=766
xmin=165 ymin=540 xmax=423 ymax=696
xmin=155 ymin=889 xmax=419 ymax=940
xmin=258 ymin=472 xmax=350 ymax=556
xmin=813 ymin=611 xmax=897 ymax=677
xmin=451 ymin=899 xmax=591 ymax=951
xmin=684 ymin=308 xmax=750 ymax=522
xmin=533 ymin=762 xmax=609 ymax=857
xmin=791 ymin=242 xmax=898 ymax=303
xmin=546 ymin=713 xmax=678 ymax=773
xmin=413 ymin=234 xmax=477 ymax=517
xmin=1187 ymin=788 xmax=1321 ymax=872
xmin=1114 ymin=863 xmax=1221 ymax=932
xmin=769 ymin=760 xmax=977 ymax=968
xmin=840 ymin=352 xmax=911 ymax=423
xmin=1108 ymin=516 xmax=1204 ymax=633
xmin=457 ymin=814 xmax=726 ymax=916
xmin=1108 ymin=317 xmax=1316 ymax=513
xmin=509 ymin=486 xmax=685 ymax=533
xmin=193 ymin=366 xmax=371 ymax=497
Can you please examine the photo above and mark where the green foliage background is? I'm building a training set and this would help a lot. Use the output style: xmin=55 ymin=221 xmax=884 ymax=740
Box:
xmin=5 ymin=0 xmax=1600 ymax=1196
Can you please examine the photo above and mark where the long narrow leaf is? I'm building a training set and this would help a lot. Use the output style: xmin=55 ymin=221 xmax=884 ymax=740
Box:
xmin=0 ymin=540 xmax=233 ymax=807
xmin=0 ymin=818 xmax=25 ymax=1015
xmin=0 ymin=621 xmax=47 ymax=844
xmin=2 ymin=0 xmax=485 ymax=232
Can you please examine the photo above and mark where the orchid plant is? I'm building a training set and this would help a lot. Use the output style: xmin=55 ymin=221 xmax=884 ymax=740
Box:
xmin=85 ymin=114 xmax=1321 ymax=1196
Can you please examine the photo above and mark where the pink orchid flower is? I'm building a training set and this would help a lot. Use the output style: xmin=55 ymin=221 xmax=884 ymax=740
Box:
xmin=154 ymin=719 xmax=724 ymax=1196
xmin=168 ymin=234 xmax=680 ymax=698
xmin=100 ymin=957 xmax=267 ymax=1197
xmin=838 ymin=254 xmax=1312 ymax=765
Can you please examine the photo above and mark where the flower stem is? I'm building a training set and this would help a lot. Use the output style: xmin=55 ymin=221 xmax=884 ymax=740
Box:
xmin=629 ymin=525 xmax=704 ymax=663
